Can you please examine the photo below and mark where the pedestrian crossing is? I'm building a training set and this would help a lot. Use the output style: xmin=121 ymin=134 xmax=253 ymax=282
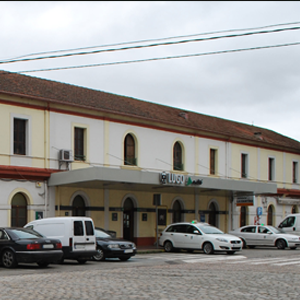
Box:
xmin=136 ymin=253 xmax=300 ymax=267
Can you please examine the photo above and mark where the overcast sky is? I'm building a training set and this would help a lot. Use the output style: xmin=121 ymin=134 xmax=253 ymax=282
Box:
xmin=1 ymin=1 xmax=300 ymax=141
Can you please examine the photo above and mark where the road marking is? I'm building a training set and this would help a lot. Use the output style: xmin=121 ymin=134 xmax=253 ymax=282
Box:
xmin=182 ymin=255 xmax=247 ymax=263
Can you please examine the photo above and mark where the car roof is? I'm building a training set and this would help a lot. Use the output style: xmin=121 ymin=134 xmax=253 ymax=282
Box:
xmin=166 ymin=222 xmax=209 ymax=226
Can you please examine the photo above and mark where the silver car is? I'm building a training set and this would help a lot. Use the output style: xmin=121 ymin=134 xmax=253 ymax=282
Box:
xmin=229 ymin=225 xmax=300 ymax=250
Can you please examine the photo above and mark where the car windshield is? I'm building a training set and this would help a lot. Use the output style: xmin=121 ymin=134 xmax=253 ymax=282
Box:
xmin=197 ymin=225 xmax=224 ymax=234
xmin=95 ymin=229 xmax=111 ymax=238
xmin=268 ymin=226 xmax=285 ymax=234
xmin=8 ymin=228 xmax=43 ymax=239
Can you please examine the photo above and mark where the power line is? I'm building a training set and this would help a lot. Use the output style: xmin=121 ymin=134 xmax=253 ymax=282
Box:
xmin=2 ymin=26 xmax=300 ymax=65
xmin=2 ymin=20 xmax=300 ymax=62
xmin=18 ymin=41 xmax=300 ymax=73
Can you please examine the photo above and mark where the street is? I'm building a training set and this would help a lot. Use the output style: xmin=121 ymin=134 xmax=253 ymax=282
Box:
xmin=1 ymin=248 xmax=300 ymax=299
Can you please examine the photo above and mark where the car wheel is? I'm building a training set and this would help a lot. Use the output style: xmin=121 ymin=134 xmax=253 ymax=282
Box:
xmin=93 ymin=248 xmax=105 ymax=261
xmin=203 ymin=242 xmax=214 ymax=255
xmin=276 ymin=239 xmax=286 ymax=250
xmin=2 ymin=249 xmax=18 ymax=268
xmin=227 ymin=251 xmax=235 ymax=255
xmin=38 ymin=262 xmax=49 ymax=268
xmin=77 ymin=259 xmax=87 ymax=264
xmin=241 ymin=239 xmax=247 ymax=249
xmin=164 ymin=241 xmax=174 ymax=252
xmin=119 ymin=257 xmax=130 ymax=261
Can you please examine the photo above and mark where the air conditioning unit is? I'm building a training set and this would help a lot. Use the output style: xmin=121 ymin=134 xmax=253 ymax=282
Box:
xmin=59 ymin=150 xmax=73 ymax=162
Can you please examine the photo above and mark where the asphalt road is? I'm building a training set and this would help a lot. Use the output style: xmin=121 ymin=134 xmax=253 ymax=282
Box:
xmin=1 ymin=248 xmax=300 ymax=299
xmin=1 ymin=247 xmax=300 ymax=276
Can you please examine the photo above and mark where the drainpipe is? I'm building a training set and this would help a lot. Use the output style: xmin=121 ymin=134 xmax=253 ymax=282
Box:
xmin=44 ymin=180 xmax=48 ymax=218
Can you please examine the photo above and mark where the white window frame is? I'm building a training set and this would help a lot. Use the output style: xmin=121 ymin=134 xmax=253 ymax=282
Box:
xmin=11 ymin=113 xmax=32 ymax=156
xmin=241 ymin=152 xmax=249 ymax=179
xmin=292 ymin=160 xmax=299 ymax=184
xmin=268 ymin=156 xmax=275 ymax=181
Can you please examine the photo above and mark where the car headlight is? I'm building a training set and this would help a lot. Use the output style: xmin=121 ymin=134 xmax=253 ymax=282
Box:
xmin=216 ymin=238 xmax=229 ymax=243
xmin=107 ymin=244 xmax=120 ymax=249
xmin=132 ymin=243 xmax=136 ymax=249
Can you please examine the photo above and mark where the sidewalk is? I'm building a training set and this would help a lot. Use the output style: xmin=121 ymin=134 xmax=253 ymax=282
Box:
xmin=136 ymin=245 xmax=164 ymax=254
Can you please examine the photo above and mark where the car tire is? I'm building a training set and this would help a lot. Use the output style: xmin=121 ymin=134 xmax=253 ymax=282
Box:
xmin=2 ymin=249 xmax=18 ymax=268
xmin=119 ymin=257 xmax=130 ymax=261
xmin=38 ymin=262 xmax=49 ymax=268
xmin=203 ymin=242 xmax=214 ymax=255
xmin=241 ymin=239 xmax=247 ymax=249
xmin=276 ymin=239 xmax=286 ymax=250
xmin=164 ymin=241 xmax=174 ymax=252
xmin=93 ymin=248 xmax=105 ymax=261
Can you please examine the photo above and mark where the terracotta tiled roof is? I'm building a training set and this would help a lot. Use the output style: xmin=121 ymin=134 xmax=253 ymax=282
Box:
xmin=1 ymin=70 xmax=300 ymax=152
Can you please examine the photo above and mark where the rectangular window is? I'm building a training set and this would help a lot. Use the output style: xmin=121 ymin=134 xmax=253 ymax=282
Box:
xmin=210 ymin=149 xmax=217 ymax=175
xmin=14 ymin=118 xmax=26 ymax=155
xmin=293 ymin=161 xmax=298 ymax=184
xmin=74 ymin=221 xmax=84 ymax=236
xmin=74 ymin=127 xmax=85 ymax=161
xmin=241 ymin=153 xmax=248 ymax=178
xmin=268 ymin=157 xmax=275 ymax=181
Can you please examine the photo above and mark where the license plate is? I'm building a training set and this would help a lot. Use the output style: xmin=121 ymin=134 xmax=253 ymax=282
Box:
xmin=43 ymin=244 xmax=54 ymax=249
xmin=124 ymin=249 xmax=133 ymax=253
xmin=74 ymin=245 xmax=85 ymax=249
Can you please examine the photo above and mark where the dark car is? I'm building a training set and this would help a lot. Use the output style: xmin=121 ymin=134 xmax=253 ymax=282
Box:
xmin=0 ymin=227 xmax=63 ymax=268
xmin=92 ymin=228 xmax=136 ymax=261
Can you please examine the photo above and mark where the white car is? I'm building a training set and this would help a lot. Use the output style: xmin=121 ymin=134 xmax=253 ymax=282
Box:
xmin=229 ymin=225 xmax=300 ymax=250
xmin=159 ymin=221 xmax=242 ymax=255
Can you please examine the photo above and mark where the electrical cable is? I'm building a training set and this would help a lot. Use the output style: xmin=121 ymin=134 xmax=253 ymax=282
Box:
xmin=2 ymin=26 xmax=300 ymax=65
xmin=2 ymin=20 xmax=300 ymax=62
xmin=18 ymin=41 xmax=300 ymax=73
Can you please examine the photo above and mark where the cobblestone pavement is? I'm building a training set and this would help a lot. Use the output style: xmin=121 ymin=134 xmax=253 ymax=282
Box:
xmin=1 ymin=261 xmax=300 ymax=300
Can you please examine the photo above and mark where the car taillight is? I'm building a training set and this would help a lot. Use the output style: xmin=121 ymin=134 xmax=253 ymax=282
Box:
xmin=27 ymin=243 xmax=41 ymax=250
xmin=69 ymin=237 xmax=73 ymax=250
xmin=56 ymin=242 xmax=62 ymax=249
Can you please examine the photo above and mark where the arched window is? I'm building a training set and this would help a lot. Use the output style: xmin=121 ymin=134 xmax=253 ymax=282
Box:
xmin=240 ymin=206 xmax=247 ymax=227
xmin=172 ymin=200 xmax=183 ymax=223
xmin=72 ymin=195 xmax=86 ymax=216
xmin=173 ymin=142 xmax=183 ymax=171
xmin=124 ymin=134 xmax=136 ymax=166
xmin=208 ymin=202 xmax=217 ymax=227
xmin=11 ymin=193 xmax=27 ymax=227
xmin=267 ymin=205 xmax=274 ymax=225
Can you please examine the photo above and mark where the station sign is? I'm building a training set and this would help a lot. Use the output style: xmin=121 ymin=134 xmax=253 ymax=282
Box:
xmin=236 ymin=193 xmax=254 ymax=206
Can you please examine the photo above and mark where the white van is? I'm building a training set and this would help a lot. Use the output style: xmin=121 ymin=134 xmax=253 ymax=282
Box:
xmin=24 ymin=217 xmax=98 ymax=264
xmin=278 ymin=213 xmax=300 ymax=235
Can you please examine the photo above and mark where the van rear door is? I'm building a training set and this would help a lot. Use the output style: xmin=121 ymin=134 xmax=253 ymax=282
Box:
xmin=72 ymin=220 xmax=96 ymax=252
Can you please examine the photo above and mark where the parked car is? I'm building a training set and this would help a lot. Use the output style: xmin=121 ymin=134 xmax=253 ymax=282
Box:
xmin=229 ymin=225 xmax=300 ymax=249
xmin=92 ymin=228 xmax=136 ymax=261
xmin=0 ymin=227 xmax=63 ymax=268
xmin=24 ymin=217 xmax=97 ymax=264
xmin=159 ymin=221 xmax=242 ymax=255
xmin=278 ymin=213 xmax=300 ymax=235
xmin=97 ymin=227 xmax=117 ymax=238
